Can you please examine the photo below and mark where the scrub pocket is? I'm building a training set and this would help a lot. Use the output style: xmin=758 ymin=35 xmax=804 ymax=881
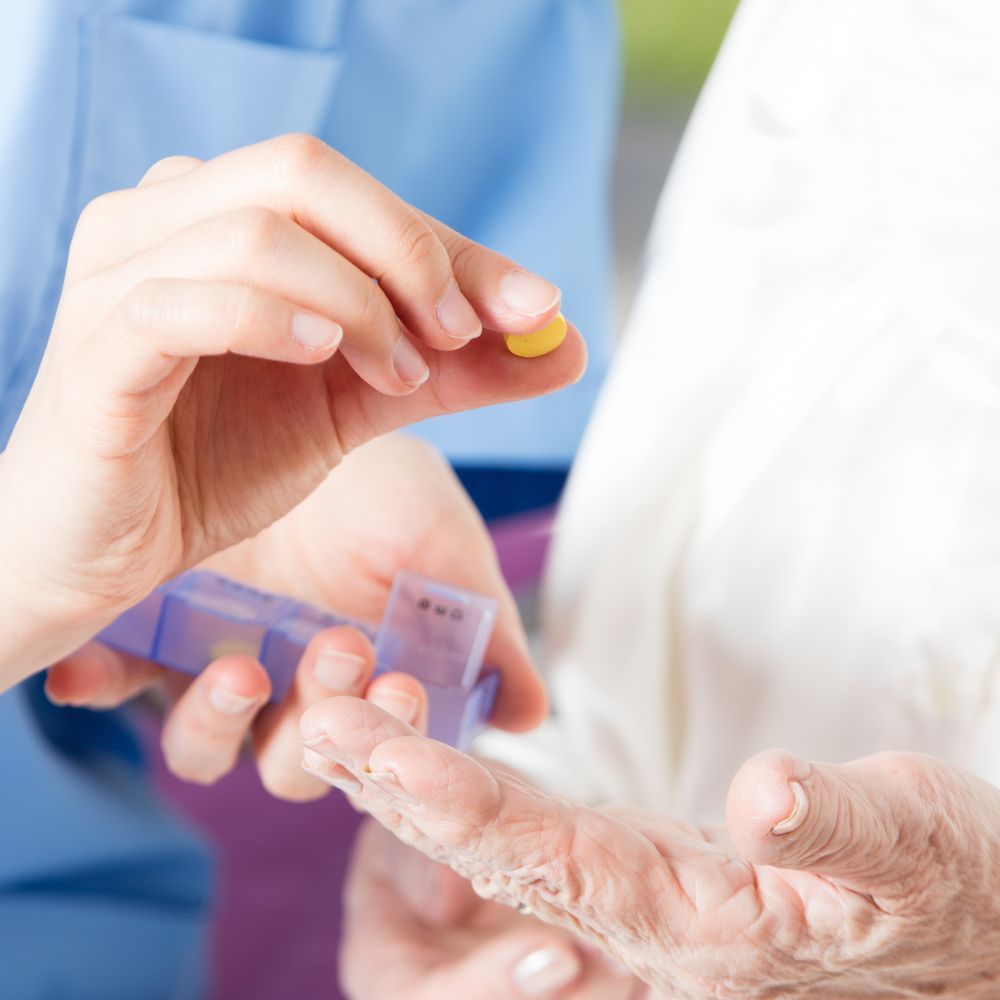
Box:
xmin=7 ymin=10 xmax=347 ymax=431
xmin=71 ymin=12 xmax=346 ymax=210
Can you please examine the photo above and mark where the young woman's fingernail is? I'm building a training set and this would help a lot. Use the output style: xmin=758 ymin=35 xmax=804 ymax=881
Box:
xmin=436 ymin=282 xmax=482 ymax=342
xmin=209 ymin=685 xmax=259 ymax=715
xmin=368 ymin=769 xmax=419 ymax=806
xmin=392 ymin=336 xmax=430 ymax=387
xmin=292 ymin=311 xmax=343 ymax=351
xmin=367 ymin=688 xmax=420 ymax=725
xmin=772 ymin=780 xmax=809 ymax=835
xmin=500 ymin=271 xmax=561 ymax=317
xmin=301 ymin=748 xmax=363 ymax=793
xmin=511 ymin=947 xmax=581 ymax=998
xmin=313 ymin=648 xmax=366 ymax=691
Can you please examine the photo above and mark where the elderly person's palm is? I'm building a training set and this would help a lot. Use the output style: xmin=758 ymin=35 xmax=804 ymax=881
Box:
xmin=302 ymin=698 xmax=1000 ymax=998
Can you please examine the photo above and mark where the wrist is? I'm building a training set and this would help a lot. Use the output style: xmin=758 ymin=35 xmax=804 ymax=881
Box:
xmin=0 ymin=453 xmax=102 ymax=691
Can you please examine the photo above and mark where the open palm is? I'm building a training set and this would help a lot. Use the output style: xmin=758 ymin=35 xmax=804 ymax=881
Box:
xmin=301 ymin=697 xmax=1000 ymax=998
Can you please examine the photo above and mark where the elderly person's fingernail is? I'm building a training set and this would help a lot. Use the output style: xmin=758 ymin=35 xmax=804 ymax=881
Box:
xmin=511 ymin=946 xmax=581 ymax=997
xmin=772 ymin=780 xmax=809 ymax=834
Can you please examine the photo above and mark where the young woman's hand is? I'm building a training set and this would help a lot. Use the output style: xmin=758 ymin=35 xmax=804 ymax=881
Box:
xmin=0 ymin=136 xmax=584 ymax=688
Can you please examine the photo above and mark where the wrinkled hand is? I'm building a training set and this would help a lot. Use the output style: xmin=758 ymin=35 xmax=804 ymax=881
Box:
xmin=340 ymin=822 xmax=641 ymax=999
xmin=45 ymin=435 xmax=544 ymax=799
xmin=299 ymin=697 xmax=1000 ymax=998
xmin=0 ymin=134 xmax=583 ymax=687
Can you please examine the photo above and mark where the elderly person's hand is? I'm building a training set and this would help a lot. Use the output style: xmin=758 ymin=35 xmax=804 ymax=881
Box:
xmin=0 ymin=134 xmax=582 ymax=691
xmin=300 ymin=697 xmax=1000 ymax=998
xmin=43 ymin=435 xmax=547 ymax=798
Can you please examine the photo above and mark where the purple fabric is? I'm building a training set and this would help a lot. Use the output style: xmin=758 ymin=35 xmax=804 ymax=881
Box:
xmin=148 ymin=747 xmax=362 ymax=1000
xmin=488 ymin=507 xmax=556 ymax=593
xmin=146 ymin=512 xmax=554 ymax=999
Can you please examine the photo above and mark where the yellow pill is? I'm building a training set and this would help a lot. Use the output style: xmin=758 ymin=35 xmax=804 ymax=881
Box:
xmin=504 ymin=312 xmax=567 ymax=358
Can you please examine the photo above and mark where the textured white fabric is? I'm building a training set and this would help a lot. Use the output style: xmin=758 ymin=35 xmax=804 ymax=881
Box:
xmin=480 ymin=0 xmax=1000 ymax=824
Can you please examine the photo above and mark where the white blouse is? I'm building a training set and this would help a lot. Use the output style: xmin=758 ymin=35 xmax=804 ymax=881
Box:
xmin=482 ymin=0 xmax=1000 ymax=825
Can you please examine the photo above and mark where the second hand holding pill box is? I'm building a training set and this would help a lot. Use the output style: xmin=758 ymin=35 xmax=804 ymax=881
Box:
xmin=98 ymin=570 xmax=500 ymax=749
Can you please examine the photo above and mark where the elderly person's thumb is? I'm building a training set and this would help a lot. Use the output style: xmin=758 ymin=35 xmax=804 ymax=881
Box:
xmin=724 ymin=749 xmax=961 ymax=894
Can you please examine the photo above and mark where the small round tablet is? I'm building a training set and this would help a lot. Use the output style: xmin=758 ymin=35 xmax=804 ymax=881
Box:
xmin=503 ymin=313 xmax=567 ymax=358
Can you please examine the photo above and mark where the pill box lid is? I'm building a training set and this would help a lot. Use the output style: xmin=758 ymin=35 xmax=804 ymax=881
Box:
xmin=374 ymin=571 xmax=497 ymax=691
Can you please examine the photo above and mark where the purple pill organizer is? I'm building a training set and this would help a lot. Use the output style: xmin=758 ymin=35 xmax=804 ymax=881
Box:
xmin=98 ymin=570 xmax=501 ymax=750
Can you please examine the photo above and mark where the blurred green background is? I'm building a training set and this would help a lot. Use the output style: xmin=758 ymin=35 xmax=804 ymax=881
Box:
xmin=620 ymin=0 xmax=740 ymax=106
xmin=612 ymin=0 xmax=740 ymax=327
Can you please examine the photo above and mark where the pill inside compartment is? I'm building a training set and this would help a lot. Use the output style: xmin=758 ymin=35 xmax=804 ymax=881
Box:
xmin=154 ymin=573 xmax=299 ymax=690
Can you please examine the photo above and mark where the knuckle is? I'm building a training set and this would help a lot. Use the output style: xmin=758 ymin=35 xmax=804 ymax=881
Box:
xmin=70 ymin=191 xmax=130 ymax=259
xmin=138 ymin=154 xmax=200 ymax=186
xmin=269 ymin=131 xmax=330 ymax=181
xmin=394 ymin=211 xmax=445 ymax=274
xmin=228 ymin=206 xmax=289 ymax=259
xmin=221 ymin=284 xmax=267 ymax=338
xmin=120 ymin=278 xmax=170 ymax=334
xmin=67 ymin=190 xmax=139 ymax=282
xmin=873 ymin=752 xmax=957 ymax=851
xmin=446 ymin=235 xmax=483 ymax=282
xmin=76 ymin=190 xmax=127 ymax=232
xmin=872 ymin=751 xmax=940 ymax=812
xmin=357 ymin=280 xmax=395 ymax=334
xmin=835 ymin=753 xmax=951 ymax=896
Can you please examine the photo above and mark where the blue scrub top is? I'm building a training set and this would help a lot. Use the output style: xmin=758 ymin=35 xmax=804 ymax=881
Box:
xmin=0 ymin=3 xmax=618 ymax=997
xmin=0 ymin=0 xmax=618 ymax=463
